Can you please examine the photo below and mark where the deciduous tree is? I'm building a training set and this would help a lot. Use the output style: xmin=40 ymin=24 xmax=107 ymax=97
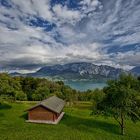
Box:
xmin=95 ymin=74 xmax=140 ymax=135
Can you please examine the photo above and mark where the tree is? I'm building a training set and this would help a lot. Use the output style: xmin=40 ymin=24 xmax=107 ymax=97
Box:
xmin=32 ymin=93 xmax=43 ymax=101
xmin=15 ymin=91 xmax=27 ymax=101
xmin=0 ymin=73 xmax=22 ymax=100
xmin=20 ymin=77 xmax=38 ymax=100
xmin=0 ymin=95 xmax=15 ymax=104
xmin=33 ymin=86 xmax=50 ymax=100
xmin=91 ymin=89 xmax=105 ymax=110
xmin=95 ymin=74 xmax=140 ymax=135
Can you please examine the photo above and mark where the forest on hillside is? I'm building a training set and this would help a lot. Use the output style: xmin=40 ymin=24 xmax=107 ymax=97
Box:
xmin=0 ymin=73 xmax=104 ymax=102
xmin=0 ymin=73 xmax=140 ymax=104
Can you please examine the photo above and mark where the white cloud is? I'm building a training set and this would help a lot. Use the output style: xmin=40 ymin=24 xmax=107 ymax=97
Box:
xmin=0 ymin=42 xmax=105 ymax=69
xmin=80 ymin=0 xmax=102 ymax=13
xmin=112 ymin=32 xmax=140 ymax=46
xmin=53 ymin=4 xmax=81 ymax=24
xmin=31 ymin=0 xmax=53 ymax=21
xmin=11 ymin=0 xmax=53 ymax=22
xmin=24 ymin=42 xmax=104 ymax=65
xmin=115 ymin=51 xmax=140 ymax=67
xmin=0 ymin=0 xmax=140 ymax=71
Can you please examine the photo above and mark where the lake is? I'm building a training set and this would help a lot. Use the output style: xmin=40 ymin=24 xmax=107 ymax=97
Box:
xmin=64 ymin=81 xmax=107 ymax=91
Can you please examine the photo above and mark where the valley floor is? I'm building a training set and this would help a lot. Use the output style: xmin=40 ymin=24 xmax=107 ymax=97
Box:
xmin=0 ymin=102 xmax=140 ymax=140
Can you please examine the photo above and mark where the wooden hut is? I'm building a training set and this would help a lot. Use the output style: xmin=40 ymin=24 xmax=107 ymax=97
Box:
xmin=26 ymin=96 xmax=65 ymax=124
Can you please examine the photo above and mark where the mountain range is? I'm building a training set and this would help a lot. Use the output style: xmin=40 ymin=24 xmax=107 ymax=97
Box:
xmin=10 ymin=62 xmax=140 ymax=81
xmin=130 ymin=66 xmax=140 ymax=75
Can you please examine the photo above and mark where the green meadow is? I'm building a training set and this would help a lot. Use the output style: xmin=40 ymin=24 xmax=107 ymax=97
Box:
xmin=0 ymin=102 xmax=140 ymax=140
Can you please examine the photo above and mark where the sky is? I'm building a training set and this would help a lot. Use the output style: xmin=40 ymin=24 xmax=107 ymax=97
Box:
xmin=0 ymin=0 xmax=140 ymax=73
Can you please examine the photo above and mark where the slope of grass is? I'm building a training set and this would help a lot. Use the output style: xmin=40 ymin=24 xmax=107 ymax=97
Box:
xmin=0 ymin=102 xmax=140 ymax=140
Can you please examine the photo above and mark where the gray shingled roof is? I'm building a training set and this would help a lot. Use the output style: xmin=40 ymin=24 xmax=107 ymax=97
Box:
xmin=27 ymin=96 xmax=65 ymax=114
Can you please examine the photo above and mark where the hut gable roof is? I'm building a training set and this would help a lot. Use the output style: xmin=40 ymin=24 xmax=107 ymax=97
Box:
xmin=27 ymin=96 xmax=65 ymax=114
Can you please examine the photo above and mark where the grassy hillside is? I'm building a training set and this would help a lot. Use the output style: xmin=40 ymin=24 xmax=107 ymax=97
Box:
xmin=0 ymin=102 xmax=140 ymax=140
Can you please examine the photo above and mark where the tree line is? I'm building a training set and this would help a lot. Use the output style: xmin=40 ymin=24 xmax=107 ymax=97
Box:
xmin=0 ymin=73 xmax=101 ymax=102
